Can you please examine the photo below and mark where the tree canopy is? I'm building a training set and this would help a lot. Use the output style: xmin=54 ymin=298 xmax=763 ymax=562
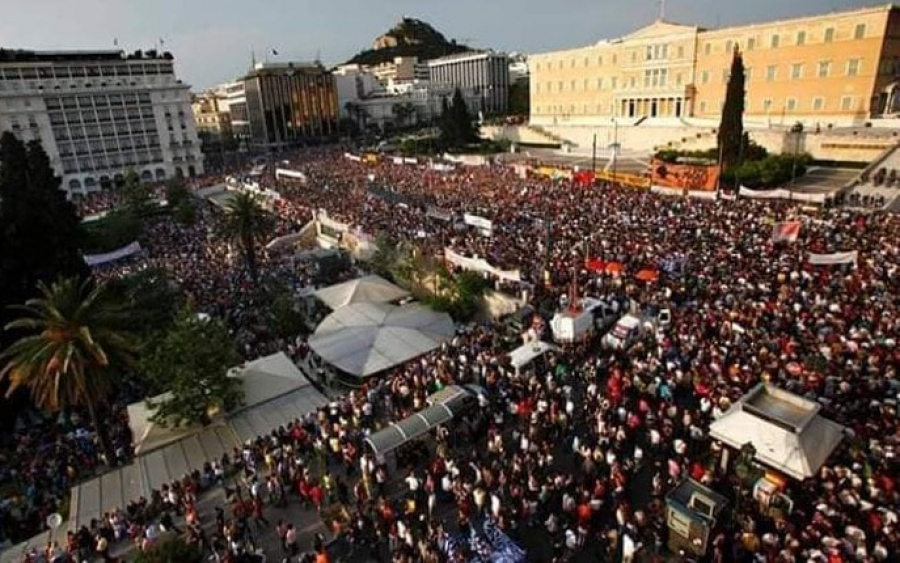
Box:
xmin=0 ymin=133 xmax=87 ymax=336
xmin=717 ymin=47 xmax=746 ymax=169
xmin=139 ymin=311 xmax=243 ymax=428
xmin=439 ymin=88 xmax=479 ymax=149
xmin=220 ymin=192 xmax=274 ymax=282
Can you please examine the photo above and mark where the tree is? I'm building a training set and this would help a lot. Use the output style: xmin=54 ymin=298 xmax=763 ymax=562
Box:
xmin=133 ymin=537 xmax=203 ymax=563
xmin=140 ymin=311 xmax=242 ymax=428
xmin=164 ymin=177 xmax=191 ymax=209
xmin=122 ymin=169 xmax=154 ymax=217
xmin=106 ymin=268 xmax=183 ymax=345
xmin=0 ymin=277 xmax=137 ymax=463
xmin=717 ymin=46 xmax=746 ymax=169
xmin=220 ymin=192 xmax=274 ymax=282
xmin=439 ymin=88 xmax=478 ymax=148
xmin=0 ymin=133 xmax=87 ymax=334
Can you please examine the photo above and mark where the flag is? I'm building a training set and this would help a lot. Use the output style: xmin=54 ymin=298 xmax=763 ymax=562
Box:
xmin=272 ymin=49 xmax=279 ymax=55
xmin=772 ymin=221 xmax=801 ymax=243
xmin=113 ymin=38 xmax=118 ymax=47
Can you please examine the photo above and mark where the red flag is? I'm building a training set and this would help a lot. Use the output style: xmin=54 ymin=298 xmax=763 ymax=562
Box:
xmin=772 ymin=221 xmax=801 ymax=243
xmin=585 ymin=258 xmax=605 ymax=273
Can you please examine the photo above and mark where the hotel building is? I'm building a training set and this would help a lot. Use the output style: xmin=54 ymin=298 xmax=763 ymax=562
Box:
xmin=529 ymin=4 xmax=900 ymax=128
xmin=428 ymin=51 xmax=510 ymax=115
xmin=0 ymin=49 xmax=203 ymax=194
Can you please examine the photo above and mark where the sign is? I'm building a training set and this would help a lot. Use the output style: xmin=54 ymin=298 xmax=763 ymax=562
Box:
xmin=651 ymin=159 xmax=719 ymax=191
xmin=808 ymin=251 xmax=858 ymax=266
xmin=772 ymin=221 xmax=801 ymax=243
xmin=595 ymin=170 xmax=651 ymax=188
xmin=84 ymin=241 xmax=142 ymax=267
xmin=275 ymin=168 xmax=306 ymax=181
xmin=444 ymin=248 xmax=521 ymax=282
xmin=463 ymin=213 xmax=493 ymax=234
xmin=427 ymin=206 xmax=453 ymax=222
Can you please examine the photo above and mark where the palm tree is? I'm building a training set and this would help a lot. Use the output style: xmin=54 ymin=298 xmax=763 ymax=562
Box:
xmin=221 ymin=192 xmax=273 ymax=282
xmin=0 ymin=277 xmax=136 ymax=465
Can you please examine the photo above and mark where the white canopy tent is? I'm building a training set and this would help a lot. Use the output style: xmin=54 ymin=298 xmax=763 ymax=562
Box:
xmin=308 ymin=302 xmax=454 ymax=377
xmin=508 ymin=341 xmax=560 ymax=373
xmin=314 ymin=275 xmax=410 ymax=310
xmin=68 ymin=353 xmax=327 ymax=531
xmin=709 ymin=384 xmax=847 ymax=481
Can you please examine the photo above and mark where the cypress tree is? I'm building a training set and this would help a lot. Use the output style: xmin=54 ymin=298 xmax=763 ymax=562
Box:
xmin=717 ymin=46 xmax=746 ymax=169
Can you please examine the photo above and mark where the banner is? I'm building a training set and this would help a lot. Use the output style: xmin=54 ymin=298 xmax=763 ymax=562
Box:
xmin=248 ymin=164 xmax=266 ymax=176
xmin=738 ymin=186 xmax=827 ymax=204
xmin=361 ymin=153 xmax=380 ymax=164
xmin=427 ymin=206 xmax=453 ymax=222
xmin=343 ymin=153 xmax=362 ymax=162
xmin=392 ymin=156 xmax=404 ymax=165
xmin=534 ymin=166 xmax=572 ymax=180
xmin=443 ymin=153 xmax=488 ymax=166
xmin=808 ymin=251 xmax=858 ymax=266
xmin=444 ymin=248 xmax=520 ymax=282
xmin=84 ymin=241 xmax=142 ymax=266
xmin=430 ymin=162 xmax=455 ymax=172
xmin=316 ymin=210 xmax=350 ymax=234
xmin=403 ymin=157 xmax=418 ymax=165
xmin=573 ymin=170 xmax=595 ymax=186
xmin=772 ymin=221 xmax=801 ymax=243
xmin=651 ymin=159 xmax=719 ymax=191
xmin=367 ymin=186 xmax=414 ymax=207
xmin=463 ymin=213 xmax=493 ymax=234
xmin=275 ymin=168 xmax=306 ymax=181
xmin=595 ymin=170 xmax=651 ymax=188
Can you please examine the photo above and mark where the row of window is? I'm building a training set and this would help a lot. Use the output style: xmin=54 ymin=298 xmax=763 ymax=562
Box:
xmin=697 ymin=95 xmax=860 ymax=114
xmin=0 ymin=63 xmax=174 ymax=81
xmin=535 ymin=57 xmax=865 ymax=95
xmin=44 ymin=93 xmax=153 ymax=110
xmin=700 ymin=59 xmax=863 ymax=84
xmin=533 ymin=95 xmax=861 ymax=116
xmin=534 ymin=23 xmax=869 ymax=72
xmin=707 ymin=23 xmax=866 ymax=56
xmin=61 ymin=151 xmax=165 ymax=174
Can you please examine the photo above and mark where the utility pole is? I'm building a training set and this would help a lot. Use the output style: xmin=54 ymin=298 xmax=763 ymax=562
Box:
xmin=544 ymin=210 xmax=552 ymax=287
xmin=591 ymin=133 xmax=597 ymax=173
xmin=612 ymin=118 xmax=619 ymax=186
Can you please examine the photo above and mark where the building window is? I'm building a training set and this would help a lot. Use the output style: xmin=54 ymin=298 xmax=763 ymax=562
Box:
xmin=841 ymin=96 xmax=854 ymax=111
xmin=763 ymin=98 xmax=774 ymax=111
xmin=677 ymin=46 xmax=684 ymax=58
xmin=699 ymin=101 xmax=707 ymax=113
xmin=747 ymin=37 xmax=756 ymax=51
xmin=770 ymin=34 xmax=780 ymax=48
xmin=847 ymin=59 xmax=861 ymax=76
xmin=557 ymin=81 xmax=563 ymax=91
xmin=824 ymin=28 xmax=835 ymax=43
xmin=534 ymin=62 xmax=541 ymax=71
xmin=818 ymin=61 xmax=831 ymax=78
xmin=701 ymin=71 xmax=710 ymax=84
xmin=796 ymin=31 xmax=806 ymax=46
xmin=854 ymin=24 xmax=866 ymax=40
xmin=766 ymin=65 xmax=777 ymax=81
xmin=597 ymin=55 xmax=603 ymax=65
xmin=646 ymin=46 xmax=653 ymax=61
xmin=612 ymin=54 xmax=617 ymax=64
xmin=704 ymin=43 xmax=711 ymax=55
xmin=584 ymin=57 xmax=590 ymax=67
xmin=725 ymin=40 xmax=733 ymax=53
xmin=611 ymin=77 xmax=618 ymax=89
xmin=629 ymin=77 xmax=636 ymax=88
xmin=812 ymin=97 xmax=825 ymax=110
xmin=583 ymin=79 xmax=589 ymax=90
xmin=791 ymin=63 xmax=804 ymax=80
xmin=597 ymin=78 xmax=604 ymax=89
xmin=570 ymin=59 xmax=575 ymax=68
xmin=570 ymin=80 xmax=576 ymax=90
xmin=786 ymin=98 xmax=797 ymax=111
xmin=676 ymin=73 xmax=683 ymax=86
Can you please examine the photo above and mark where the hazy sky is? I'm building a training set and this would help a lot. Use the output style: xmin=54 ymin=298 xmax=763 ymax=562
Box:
xmin=1 ymin=0 xmax=881 ymax=89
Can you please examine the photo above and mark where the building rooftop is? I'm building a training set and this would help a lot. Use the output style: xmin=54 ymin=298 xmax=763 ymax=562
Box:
xmin=245 ymin=62 xmax=327 ymax=78
xmin=0 ymin=48 xmax=174 ymax=63
xmin=427 ymin=50 xmax=507 ymax=65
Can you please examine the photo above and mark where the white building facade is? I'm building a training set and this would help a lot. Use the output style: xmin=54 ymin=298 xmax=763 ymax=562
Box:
xmin=0 ymin=49 xmax=203 ymax=195
xmin=428 ymin=51 xmax=510 ymax=115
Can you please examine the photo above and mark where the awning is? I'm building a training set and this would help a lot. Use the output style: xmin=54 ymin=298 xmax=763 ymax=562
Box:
xmin=314 ymin=275 xmax=410 ymax=310
xmin=365 ymin=403 xmax=454 ymax=458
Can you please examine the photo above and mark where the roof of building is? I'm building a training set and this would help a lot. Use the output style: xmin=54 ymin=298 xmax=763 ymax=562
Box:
xmin=0 ymin=49 xmax=174 ymax=64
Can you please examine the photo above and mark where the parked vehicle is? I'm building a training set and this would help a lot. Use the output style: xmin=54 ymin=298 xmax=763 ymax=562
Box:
xmin=602 ymin=314 xmax=647 ymax=350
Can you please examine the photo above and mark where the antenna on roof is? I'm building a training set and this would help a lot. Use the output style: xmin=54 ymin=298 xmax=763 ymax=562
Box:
xmin=250 ymin=48 xmax=257 ymax=70
xmin=315 ymin=49 xmax=322 ymax=65
xmin=658 ymin=0 xmax=666 ymax=21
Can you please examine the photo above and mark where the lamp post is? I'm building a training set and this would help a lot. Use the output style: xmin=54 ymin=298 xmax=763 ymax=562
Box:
xmin=790 ymin=122 xmax=804 ymax=186
xmin=611 ymin=118 xmax=619 ymax=185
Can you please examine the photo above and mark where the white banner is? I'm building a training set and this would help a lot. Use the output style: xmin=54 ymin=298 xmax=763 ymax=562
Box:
xmin=344 ymin=153 xmax=362 ymax=162
xmin=84 ymin=241 xmax=142 ymax=266
xmin=444 ymin=248 xmax=521 ymax=282
xmin=266 ymin=232 xmax=305 ymax=250
xmin=316 ymin=210 xmax=350 ymax=233
xmin=430 ymin=162 xmax=455 ymax=172
xmin=463 ymin=213 xmax=493 ymax=233
xmin=739 ymin=186 xmax=826 ymax=204
xmin=392 ymin=157 xmax=405 ymax=165
xmin=808 ymin=251 xmax=858 ymax=266
xmin=403 ymin=157 xmax=418 ymax=165
xmin=443 ymin=153 xmax=488 ymax=167
xmin=275 ymin=168 xmax=306 ymax=181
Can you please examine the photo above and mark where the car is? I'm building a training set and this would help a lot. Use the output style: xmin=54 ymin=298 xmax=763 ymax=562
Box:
xmin=602 ymin=314 xmax=644 ymax=350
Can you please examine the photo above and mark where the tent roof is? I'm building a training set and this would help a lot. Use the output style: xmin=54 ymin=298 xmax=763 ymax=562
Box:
xmin=508 ymin=341 xmax=559 ymax=370
xmin=314 ymin=274 xmax=410 ymax=310
xmin=128 ymin=352 xmax=311 ymax=455
xmin=309 ymin=302 xmax=454 ymax=377
xmin=365 ymin=403 xmax=455 ymax=457
xmin=709 ymin=384 xmax=847 ymax=480
xmin=70 ymin=354 xmax=327 ymax=532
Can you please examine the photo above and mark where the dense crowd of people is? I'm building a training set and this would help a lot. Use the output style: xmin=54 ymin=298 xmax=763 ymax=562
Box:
xmin=3 ymin=146 xmax=899 ymax=563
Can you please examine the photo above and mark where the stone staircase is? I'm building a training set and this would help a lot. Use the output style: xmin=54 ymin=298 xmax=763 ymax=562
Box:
xmin=526 ymin=123 xmax=573 ymax=146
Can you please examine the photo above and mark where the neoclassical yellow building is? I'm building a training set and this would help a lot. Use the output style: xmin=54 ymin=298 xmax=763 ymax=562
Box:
xmin=529 ymin=4 xmax=900 ymax=128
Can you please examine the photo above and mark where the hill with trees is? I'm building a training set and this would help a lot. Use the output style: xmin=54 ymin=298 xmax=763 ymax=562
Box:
xmin=345 ymin=17 xmax=473 ymax=66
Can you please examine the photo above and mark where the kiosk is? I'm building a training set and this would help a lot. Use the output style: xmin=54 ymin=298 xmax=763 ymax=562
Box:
xmin=665 ymin=479 xmax=729 ymax=557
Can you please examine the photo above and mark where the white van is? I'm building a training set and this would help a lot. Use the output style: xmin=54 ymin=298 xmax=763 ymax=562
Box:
xmin=603 ymin=314 xmax=643 ymax=350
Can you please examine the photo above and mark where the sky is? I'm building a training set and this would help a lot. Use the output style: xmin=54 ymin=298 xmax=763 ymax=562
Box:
xmin=0 ymin=0 xmax=883 ymax=90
